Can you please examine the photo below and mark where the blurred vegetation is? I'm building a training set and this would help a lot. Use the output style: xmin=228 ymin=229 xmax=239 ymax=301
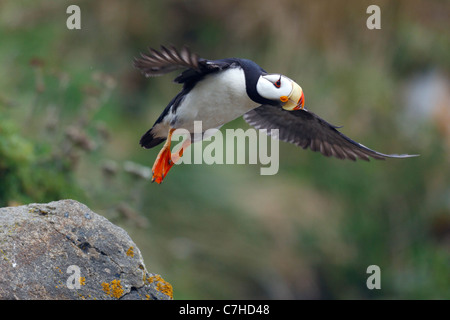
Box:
xmin=0 ymin=0 xmax=449 ymax=299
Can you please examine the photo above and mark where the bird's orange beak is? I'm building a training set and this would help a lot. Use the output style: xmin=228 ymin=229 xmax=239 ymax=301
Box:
xmin=281 ymin=81 xmax=304 ymax=111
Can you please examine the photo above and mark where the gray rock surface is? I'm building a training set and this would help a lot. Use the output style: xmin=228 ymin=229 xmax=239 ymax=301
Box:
xmin=0 ymin=199 xmax=172 ymax=300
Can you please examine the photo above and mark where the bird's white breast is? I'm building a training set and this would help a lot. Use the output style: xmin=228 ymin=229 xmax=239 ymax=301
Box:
xmin=166 ymin=67 xmax=259 ymax=132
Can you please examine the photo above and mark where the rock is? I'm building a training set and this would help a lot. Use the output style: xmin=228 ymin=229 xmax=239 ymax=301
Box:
xmin=0 ymin=199 xmax=172 ymax=300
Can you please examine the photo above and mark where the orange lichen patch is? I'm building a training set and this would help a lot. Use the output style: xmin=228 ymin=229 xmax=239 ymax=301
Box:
xmin=101 ymin=282 xmax=110 ymax=295
xmin=147 ymin=275 xmax=173 ymax=299
xmin=126 ymin=246 xmax=134 ymax=257
xmin=79 ymin=277 xmax=86 ymax=286
xmin=101 ymin=279 xmax=124 ymax=299
xmin=110 ymin=279 xmax=124 ymax=298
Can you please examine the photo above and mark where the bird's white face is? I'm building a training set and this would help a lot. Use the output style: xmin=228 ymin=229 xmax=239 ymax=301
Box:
xmin=256 ymin=74 xmax=305 ymax=110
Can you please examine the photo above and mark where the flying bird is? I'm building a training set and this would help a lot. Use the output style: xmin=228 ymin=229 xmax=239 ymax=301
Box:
xmin=134 ymin=46 xmax=416 ymax=183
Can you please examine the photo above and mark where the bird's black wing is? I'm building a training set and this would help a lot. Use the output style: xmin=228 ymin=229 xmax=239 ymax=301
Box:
xmin=243 ymin=105 xmax=417 ymax=161
xmin=134 ymin=45 xmax=233 ymax=84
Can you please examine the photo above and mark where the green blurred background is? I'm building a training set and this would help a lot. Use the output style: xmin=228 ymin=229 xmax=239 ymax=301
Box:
xmin=1 ymin=0 xmax=449 ymax=299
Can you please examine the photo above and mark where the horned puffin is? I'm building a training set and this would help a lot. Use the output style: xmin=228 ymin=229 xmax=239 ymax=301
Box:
xmin=134 ymin=46 xmax=416 ymax=183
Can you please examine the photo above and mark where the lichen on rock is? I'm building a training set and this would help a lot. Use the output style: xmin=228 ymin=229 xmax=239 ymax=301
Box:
xmin=0 ymin=199 xmax=172 ymax=300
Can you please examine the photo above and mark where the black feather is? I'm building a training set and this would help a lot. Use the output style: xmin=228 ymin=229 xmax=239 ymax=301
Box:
xmin=244 ymin=105 xmax=419 ymax=161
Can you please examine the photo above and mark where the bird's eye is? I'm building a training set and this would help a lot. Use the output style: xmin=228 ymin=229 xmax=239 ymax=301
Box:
xmin=274 ymin=77 xmax=281 ymax=88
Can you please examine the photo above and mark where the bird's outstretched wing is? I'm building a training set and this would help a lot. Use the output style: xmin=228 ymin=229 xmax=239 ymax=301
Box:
xmin=134 ymin=45 xmax=200 ymax=77
xmin=134 ymin=45 xmax=232 ymax=83
xmin=243 ymin=105 xmax=418 ymax=161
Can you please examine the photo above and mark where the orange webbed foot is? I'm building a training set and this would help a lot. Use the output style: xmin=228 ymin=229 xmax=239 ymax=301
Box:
xmin=151 ymin=146 xmax=172 ymax=184
xmin=151 ymin=129 xmax=191 ymax=184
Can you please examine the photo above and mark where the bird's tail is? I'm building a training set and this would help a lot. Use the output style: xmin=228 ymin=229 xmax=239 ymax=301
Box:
xmin=140 ymin=128 xmax=166 ymax=149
